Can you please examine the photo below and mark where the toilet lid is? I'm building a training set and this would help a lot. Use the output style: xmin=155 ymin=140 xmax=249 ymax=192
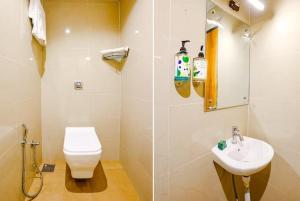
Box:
xmin=64 ymin=127 xmax=101 ymax=153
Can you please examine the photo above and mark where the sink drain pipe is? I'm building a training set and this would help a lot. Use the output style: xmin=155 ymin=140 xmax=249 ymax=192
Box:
xmin=232 ymin=175 xmax=251 ymax=201
xmin=242 ymin=176 xmax=251 ymax=201
xmin=232 ymin=174 xmax=239 ymax=201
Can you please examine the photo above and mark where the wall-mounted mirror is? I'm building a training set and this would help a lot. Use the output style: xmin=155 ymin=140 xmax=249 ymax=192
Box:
xmin=205 ymin=0 xmax=250 ymax=112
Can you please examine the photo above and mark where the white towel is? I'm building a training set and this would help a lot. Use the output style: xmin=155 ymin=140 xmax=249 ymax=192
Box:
xmin=100 ymin=47 xmax=129 ymax=62
xmin=100 ymin=47 xmax=129 ymax=55
xmin=29 ymin=0 xmax=47 ymax=46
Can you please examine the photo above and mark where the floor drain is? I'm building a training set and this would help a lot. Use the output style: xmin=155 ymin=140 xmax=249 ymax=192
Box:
xmin=42 ymin=164 xmax=55 ymax=172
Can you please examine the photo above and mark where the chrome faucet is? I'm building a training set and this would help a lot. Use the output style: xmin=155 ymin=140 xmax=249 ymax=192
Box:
xmin=20 ymin=124 xmax=40 ymax=147
xmin=232 ymin=126 xmax=244 ymax=144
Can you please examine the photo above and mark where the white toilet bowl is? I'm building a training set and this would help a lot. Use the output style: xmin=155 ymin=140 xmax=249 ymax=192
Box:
xmin=63 ymin=127 xmax=102 ymax=179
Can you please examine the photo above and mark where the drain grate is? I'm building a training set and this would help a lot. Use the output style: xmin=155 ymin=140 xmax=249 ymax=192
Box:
xmin=42 ymin=164 xmax=55 ymax=172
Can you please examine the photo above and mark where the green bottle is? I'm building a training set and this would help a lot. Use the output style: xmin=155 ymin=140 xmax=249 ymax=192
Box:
xmin=175 ymin=40 xmax=191 ymax=81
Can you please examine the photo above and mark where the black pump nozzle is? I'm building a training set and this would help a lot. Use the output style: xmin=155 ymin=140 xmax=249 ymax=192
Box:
xmin=198 ymin=45 xmax=205 ymax=58
xmin=179 ymin=40 xmax=190 ymax=54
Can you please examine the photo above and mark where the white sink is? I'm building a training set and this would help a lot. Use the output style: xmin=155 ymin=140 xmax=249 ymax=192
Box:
xmin=211 ymin=137 xmax=274 ymax=176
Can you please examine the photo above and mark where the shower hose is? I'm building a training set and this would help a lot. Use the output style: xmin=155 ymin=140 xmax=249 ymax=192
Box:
xmin=21 ymin=125 xmax=43 ymax=200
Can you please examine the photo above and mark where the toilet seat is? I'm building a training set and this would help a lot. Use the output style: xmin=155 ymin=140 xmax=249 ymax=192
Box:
xmin=64 ymin=127 xmax=101 ymax=153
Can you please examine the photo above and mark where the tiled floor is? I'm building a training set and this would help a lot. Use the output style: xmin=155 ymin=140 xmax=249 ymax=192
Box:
xmin=25 ymin=161 xmax=140 ymax=201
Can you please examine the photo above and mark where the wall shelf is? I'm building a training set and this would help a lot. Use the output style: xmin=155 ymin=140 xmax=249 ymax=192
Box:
xmin=100 ymin=47 xmax=129 ymax=62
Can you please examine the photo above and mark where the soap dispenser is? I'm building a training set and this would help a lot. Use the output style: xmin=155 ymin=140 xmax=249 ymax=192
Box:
xmin=174 ymin=40 xmax=191 ymax=81
xmin=193 ymin=45 xmax=207 ymax=81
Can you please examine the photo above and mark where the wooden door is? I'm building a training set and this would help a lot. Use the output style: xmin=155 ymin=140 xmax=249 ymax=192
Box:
xmin=205 ymin=27 xmax=218 ymax=112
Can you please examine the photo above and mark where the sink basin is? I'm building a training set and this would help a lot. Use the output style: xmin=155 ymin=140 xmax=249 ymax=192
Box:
xmin=211 ymin=137 xmax=274 ymax=176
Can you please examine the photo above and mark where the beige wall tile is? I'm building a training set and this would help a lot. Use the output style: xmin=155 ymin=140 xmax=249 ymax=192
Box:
xmin=249 ymin=1 xmax=300 ymax=199
xmin=42 ymin=0 xmax=121 ymax=162
xmin=0 ymin=0 xmax=42 ymax=200
xmin=154 ymin=0 xmax=249 ymax=200
xmin=169 ymin=155 xmax=227 ymax=201
xmin=169 ymin=104 xmax=247 ymax=170
xmin=119 ymin=0 xmax=153 ymax=200
xmin=249 ymin=0 xmax=300 ymax=196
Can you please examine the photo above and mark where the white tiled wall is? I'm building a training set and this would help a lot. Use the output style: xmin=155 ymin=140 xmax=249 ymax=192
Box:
xmin=42 ymin=0 xmax=121 ymax=162
xmin=0 ymin=0 xmax=43 ymax=200
xmin=154 ymin=0 xmax=248 ymax=200
xmin=249 ymin=0 xmax=300 ymax=200
xmin=119 ymin=0 xmax=153 ymax=201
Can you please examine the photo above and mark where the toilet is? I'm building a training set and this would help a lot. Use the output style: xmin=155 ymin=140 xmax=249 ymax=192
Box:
xmin=63 ymin=127 xmax=102 ymax=179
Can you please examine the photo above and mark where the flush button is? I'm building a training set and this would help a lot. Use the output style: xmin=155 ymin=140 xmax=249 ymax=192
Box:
xmin=74 ymin=80 xmax=83 ymax=90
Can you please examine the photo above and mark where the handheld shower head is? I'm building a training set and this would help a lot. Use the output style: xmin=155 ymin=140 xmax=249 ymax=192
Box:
xmin=22 ymin=124 xmax=28 ymax=141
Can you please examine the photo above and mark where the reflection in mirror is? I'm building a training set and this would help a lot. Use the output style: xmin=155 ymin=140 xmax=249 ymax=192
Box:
xmin=205 ymin=0 xmax=250 ymax=112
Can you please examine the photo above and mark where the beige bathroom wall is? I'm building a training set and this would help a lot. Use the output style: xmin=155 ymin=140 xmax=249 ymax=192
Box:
xmin=154 ymin=0 xmax=248 ymax=200
xmin=119 ymin=0 xmax=153 ymax=201
xmin=0 ymin=0 xmax=43 ymax=200
xmin=249 ymin=0 xmax=300 ymax=200
xmin=42 ymin=0 xmax=121 ymax=162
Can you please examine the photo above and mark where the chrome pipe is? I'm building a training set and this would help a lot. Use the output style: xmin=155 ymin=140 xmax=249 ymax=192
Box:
xmin=21 ymin=124 xmax=43 ymax=200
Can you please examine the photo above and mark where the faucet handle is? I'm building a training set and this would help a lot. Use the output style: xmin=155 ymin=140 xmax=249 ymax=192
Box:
xmin=232 ymin=126 xmax=239 ymax=132
xmin=232 ymin=126 xmax=242 ymax=144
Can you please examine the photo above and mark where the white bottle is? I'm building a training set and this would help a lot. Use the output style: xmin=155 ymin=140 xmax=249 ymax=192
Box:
xmin=193 ymin=45 xmax=207 ymax=81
